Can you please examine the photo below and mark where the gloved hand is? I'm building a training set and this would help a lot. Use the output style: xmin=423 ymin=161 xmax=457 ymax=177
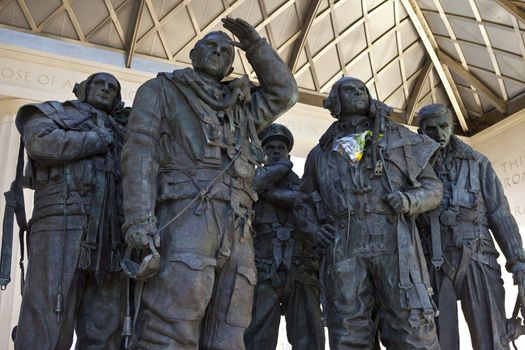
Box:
xmin=94 ymin=127 xmax=113 ymax=148
xmin=125 ymin=221 xmax=160 ymax=249
xmin=383 ymin=191 xmax=410 ymax=214
xmin=512 ymin=262 xmax=525 ymax=319
xmin=222 ymin=17 xmax=262 ymax=51
xmin=307 ymin=223 xmax=335 ymax=251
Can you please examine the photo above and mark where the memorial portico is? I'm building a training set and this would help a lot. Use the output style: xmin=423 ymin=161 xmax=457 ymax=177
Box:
xmin=0 ymin=1 xmax=524 ymax=348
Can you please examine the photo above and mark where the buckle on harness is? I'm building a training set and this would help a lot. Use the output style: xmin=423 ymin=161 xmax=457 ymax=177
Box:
xmin=374 ymin=160 xmax=383 ymax=176
xmin=431 ymin=257 xmax=444 ymax=270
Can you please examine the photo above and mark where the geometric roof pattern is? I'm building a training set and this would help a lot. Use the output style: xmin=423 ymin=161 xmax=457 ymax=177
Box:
xmin=0 ymin=0 xmax=524 ymax=135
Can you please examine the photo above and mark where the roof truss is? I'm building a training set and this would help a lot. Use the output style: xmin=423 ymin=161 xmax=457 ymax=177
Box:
xmin=126 ymin=0 xmax=145 ymax=68
xmin=438 ymin=50 xmax=507 ymax=113
xmin=496 ymin=0 xmax=525 ymax=23
xmin=400 ymin=0 xmax=469 ymax=132
xmin=288 ymin=0 xmax=321 ymax=73
xmin=406 ymin=58 xmax=433 ymax=124
xmin=0 ymin=0 xmax=523 ymax=135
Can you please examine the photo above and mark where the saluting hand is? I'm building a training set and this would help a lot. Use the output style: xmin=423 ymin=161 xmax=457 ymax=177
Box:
xmin=222 ymin=17 xmax=261 ymax=51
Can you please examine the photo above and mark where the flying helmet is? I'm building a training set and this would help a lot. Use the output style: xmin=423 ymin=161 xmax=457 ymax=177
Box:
xmin=258 ymin=123 xmax=294 ymax=151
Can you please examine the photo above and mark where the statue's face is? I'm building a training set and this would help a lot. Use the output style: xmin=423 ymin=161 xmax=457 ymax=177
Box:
xmin=191 ymin=33 xmax=234 ymax=81
xmin=339 ymin=79 xmax=370 ymax=117
xmin=85 ymin=73 xmax=119 ymax=113
xmin=419 ymin=114 xmax=453 ymax=149
xmin=264 ymin=139 xmax=289 ymax=164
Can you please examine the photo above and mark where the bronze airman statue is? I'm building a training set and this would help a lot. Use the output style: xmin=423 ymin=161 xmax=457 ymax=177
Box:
xmin=245 ymin=124 xmax=324 ymax=350
xmin=121 ymin=18 xmax=298 ymax=349
xmin=295 ymin=77 xmax=442 ymax=349
xmin=417 ymin=103 xmax=525 ymax=350
xmin=12 ymin=72 xmax=128 ymax=350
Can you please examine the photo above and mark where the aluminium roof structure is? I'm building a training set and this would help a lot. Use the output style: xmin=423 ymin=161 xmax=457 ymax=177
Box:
xmin=0 ymin=0 xmax=524 ymax=135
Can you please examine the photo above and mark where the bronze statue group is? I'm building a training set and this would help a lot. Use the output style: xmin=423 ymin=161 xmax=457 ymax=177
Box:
xmin=1 ymin=17 xmax=524 ymax=350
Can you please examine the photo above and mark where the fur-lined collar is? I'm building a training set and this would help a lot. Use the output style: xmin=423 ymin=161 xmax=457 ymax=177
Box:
xmin=319 ymin=116 xmax=372 ymax=149
xmin=163 ymin=68 xmax=252 ymax=110
xmin=446 ymin=135 xmax=476 ymax=160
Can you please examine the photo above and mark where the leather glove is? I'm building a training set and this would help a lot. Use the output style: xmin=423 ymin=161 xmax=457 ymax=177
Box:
xmin=512 ymin=262 xmax=525 ymax=319
xmin=222 ymin=17 xmax=262 ymax=51
xmin=310 ymin=223 xmax=336 ymax=251
xmin=94 ymin=127 xmax=113 ymax=148
xmin=383 ymin=191 xmax=410 ymax=214
xmin=125 ymin=221 xmax=160 ymax=249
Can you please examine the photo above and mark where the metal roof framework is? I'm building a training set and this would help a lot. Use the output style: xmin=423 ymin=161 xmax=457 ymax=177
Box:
xmin=0 ymin=0 xmax=524 ymax=135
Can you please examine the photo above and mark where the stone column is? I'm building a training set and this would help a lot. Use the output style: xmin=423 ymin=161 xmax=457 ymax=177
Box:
xmin=0 ymin=98 xmax=36 ymax=350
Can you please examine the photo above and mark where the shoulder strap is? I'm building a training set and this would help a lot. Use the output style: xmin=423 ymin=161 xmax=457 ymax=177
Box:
xmin=450 ymin=159 xmax=470 ymax=207
xmin=402 ymin=143 xmax=421 ymax=189
xmin=468 ymin=159 xmax=480 ymax=192
xmin=1 ymin=138 xmax=28 ymax=293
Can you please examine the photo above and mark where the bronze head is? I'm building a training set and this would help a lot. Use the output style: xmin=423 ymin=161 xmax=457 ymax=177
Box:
xmin=73 ymin=72 xmax=121 ymax=114
xmin=324 ymin=77 xmax=371 ymax=119
xmin=190 ymin=31 xmax=235 ymax=82
xmin=259 ymin=123 xmax=294 ymax=164
xmin=417 ymin=103 xmax=454 ymax=149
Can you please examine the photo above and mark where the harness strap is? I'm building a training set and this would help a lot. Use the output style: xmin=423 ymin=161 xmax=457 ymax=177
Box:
xmin=453 ymin=245 xmax=472 ymax=295
xmin=402 ymin=143 xmax=421 ymax=189
xmin=450 ymin=159 xmax=469 ymax=207
xmin=1 ymin=138 xmax=28 ymax=293
xmin=430 ymin=210 xmax=444 ymax=270
xmin=79 ymin=158 xmax=107 ymax=269
xmin=468 ymin=159 xmax=480 ymax=192
xmin=397 ymin=216 xmax=411 ymax=308
xmin=1 ymin=189 xmax=15 ymax=290
xmin=398 ymin=216 xmax=435 ymax=328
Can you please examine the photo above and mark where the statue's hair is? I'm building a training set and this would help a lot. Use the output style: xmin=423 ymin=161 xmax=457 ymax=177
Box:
xmin=323 ymin=77 xmax=370 ymax=119
xmin=197 ymin=31 xmax=233 ymax=45
xmin=417 ymin=103 xmax=452 ymax=126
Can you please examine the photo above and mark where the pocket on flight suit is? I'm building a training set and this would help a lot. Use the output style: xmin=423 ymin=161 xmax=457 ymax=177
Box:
xmin=155 ymin=253 xmax=216 ymax=321
xmin=226 ymin=265 xmax=257 ymax=328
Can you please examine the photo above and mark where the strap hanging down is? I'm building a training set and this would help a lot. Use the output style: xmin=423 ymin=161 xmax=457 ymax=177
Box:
xmin=430 ymin=210 xmax=444 ymax=270
xmin=1 ymin=138 xmax=28 ymax=292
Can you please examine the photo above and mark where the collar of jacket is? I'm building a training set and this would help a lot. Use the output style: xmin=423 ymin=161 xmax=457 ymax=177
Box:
xmin=446 ymin=135 xmax=476 ymax=160
xmin=166 ymin=68 xmax=252 ymax=106
xmin=319 ymin=115 xmax=372 ymax=149
xmin=68 ymin=101 xmax=126 ymax=138
xmin=71 ymin=99 xmax=128 ymax=127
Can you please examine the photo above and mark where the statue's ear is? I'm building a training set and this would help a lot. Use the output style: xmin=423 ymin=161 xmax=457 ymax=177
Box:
xmin=73 ymin=81 xmax=87 ymax=101
xmin=228 ymin=66 xmax=234 ymax=76
xmin=368 ymin=99 xmax=377 ymax=118
xmin=189 ymin=48 xmax=195 ymax=61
